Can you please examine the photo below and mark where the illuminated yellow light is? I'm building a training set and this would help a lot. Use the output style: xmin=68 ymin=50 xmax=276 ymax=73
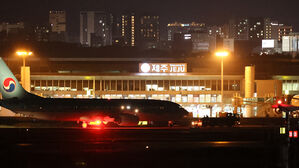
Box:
xmin=135 ymin=109 xmax=139 ymax=113
xmin=282 ymin=76 xmax=290 ymax=80
xmin=16 ymin=51 xmax=33 ymax=56
xmin=82 ymin=122 xmax=87 ymax=128
xmin=213 ymin=141 xmax=230 ymax=144
xmin=121 ymin=106 xmax=125 ymax=110
xmin=89 ymin=120 xmax=102 ymax=126
xmin=138 ymin=121 xmax=148 ymax=126
xmin=280 ymin=127 xmax=286 ymax=134
xmin=215 ymin=51 xmax=229 ymax=57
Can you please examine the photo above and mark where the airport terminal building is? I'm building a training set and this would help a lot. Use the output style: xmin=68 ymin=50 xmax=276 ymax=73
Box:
xmin=26 ymin=62 xmax=287 ymax=118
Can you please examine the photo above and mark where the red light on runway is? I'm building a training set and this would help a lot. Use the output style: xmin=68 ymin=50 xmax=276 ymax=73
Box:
xmin=294 ymin=131 xmax=298 ymax=138
xmin=289 ymin=131 xmax=293 ymax=138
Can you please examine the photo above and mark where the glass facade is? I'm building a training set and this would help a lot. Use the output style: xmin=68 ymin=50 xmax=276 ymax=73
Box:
xmin=283 ymin=80 xmax=299 ymax=92
xmin=32 ymin=79 xmax=241 ymax=92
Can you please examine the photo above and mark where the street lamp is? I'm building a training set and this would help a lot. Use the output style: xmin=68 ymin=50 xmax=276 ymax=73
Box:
xmin=16 ymin=50 xmax=33 ymax=67
xmin=16 ymin=50 xmax=33 ymax=92
xmin=215 ymin=50 xmax=229 ymax=112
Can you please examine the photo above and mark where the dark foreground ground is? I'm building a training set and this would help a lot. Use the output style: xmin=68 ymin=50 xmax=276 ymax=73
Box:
xmin=0 ymin=126 xmax=298 ymax=168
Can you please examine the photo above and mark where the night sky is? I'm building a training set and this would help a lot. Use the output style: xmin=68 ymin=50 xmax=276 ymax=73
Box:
xmin=1 ymin=0 xmax=299 ymax=35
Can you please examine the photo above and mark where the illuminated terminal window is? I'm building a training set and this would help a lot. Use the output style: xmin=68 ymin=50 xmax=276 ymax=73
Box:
xmin=283 ymin=80 xmax=299 ymax=91
xmin=31 ymin=79 xmax=241 ymax=92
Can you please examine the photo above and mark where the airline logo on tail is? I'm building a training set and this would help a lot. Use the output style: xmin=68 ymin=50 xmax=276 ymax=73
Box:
xmin=3 ymin=77 xmax=16 ymax=92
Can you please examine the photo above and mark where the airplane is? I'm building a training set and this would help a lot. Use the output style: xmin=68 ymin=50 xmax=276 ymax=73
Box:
xmin=0 ymin=58 xmax=189 ymax=128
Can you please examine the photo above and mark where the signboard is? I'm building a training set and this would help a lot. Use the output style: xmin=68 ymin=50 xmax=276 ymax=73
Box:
xmin=262 ymin=39 xmax=275 ymax=48
xmin=184 ymin=34 xmax=191 ymax=40
xmin=139 ymin=63 xmax=187 ymax=73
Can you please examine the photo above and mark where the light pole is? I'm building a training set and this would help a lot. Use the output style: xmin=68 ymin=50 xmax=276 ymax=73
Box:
xmin=215 ymin=51 xmax=229 ymax=112
xmin=16 ymin=50 xmax=33 ymax=67
xmin=16 ymin=50 xmax=33 ymax=92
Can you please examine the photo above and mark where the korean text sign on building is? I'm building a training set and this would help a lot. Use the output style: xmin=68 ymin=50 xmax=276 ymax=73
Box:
xmin=139 ymin=63 xmax=187 ymax=73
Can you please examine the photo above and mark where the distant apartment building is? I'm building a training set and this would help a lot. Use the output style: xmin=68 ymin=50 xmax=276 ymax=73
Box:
xmin=80 ymin=11 xmax=113 ymax=47
xmin=278 ymin=25 xmax=293 ymax=42
xmin=223 ymin=38 xmax=235 ymax=52
xmin=167 ymin=22 xmax=205 ymax=41
xmin=208 ymin=25 xmax=227 ymax=38
xmin=0 ymin=22 xmax=24 ymax=34
xmin=112 ymin=15 xmax=122 ymax=45
xmin=228 ymin=19 xmax=236 ymax=39
xmin=120 ymin=12 xmax=137 ymax=46
xmin=140 ymin=15 xmax=160 ymax=49
xmin=264 ymin=18 xmax=279 ymax=40
xmin=49 ymin=10 xmax=67 ymax=42
xmin=191 ymin=32 xmax=216 ymax=52
xmin=49 ymin=11 xmax=66 ymax=33
xmin=248 ymin=18 xmax=264 ymax=40
xmin=221 ymin=24 xmax=230 ymax=39
xmin=229 ymin=18 xmax=269 ymax=40
xmin=0 ymin=22 xmax=25 ymax=42
xmin=228 ymin=18 xmax=249 ymax=40
xmin=34 ymin=25 xmax=50 ymax=42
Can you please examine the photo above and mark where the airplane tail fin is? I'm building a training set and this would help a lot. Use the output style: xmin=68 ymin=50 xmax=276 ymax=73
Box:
xmin=0 ymin=57 xmax=37 ymax=100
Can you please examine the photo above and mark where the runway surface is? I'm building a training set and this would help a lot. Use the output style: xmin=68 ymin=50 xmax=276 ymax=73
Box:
xmin=0 ymin=126 xmax=295 ymax=168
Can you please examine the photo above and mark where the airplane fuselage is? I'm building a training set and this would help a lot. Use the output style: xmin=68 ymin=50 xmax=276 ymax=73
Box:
xmin=1 ymin=97 xmax=189 ymax=125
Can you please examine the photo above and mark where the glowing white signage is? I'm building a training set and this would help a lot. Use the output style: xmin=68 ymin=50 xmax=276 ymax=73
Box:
xmin=140 ymin=63 xmax=151 ymax=73
xmin=139 ymin=63 xmax=187 ymax=73
xmin=181 ymin=24 xmax=190 ymax=27
xmin=262 ymin=39 xmax=275 ymax=48
xmin=184 ymin=34 xmax=191 ymax=40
